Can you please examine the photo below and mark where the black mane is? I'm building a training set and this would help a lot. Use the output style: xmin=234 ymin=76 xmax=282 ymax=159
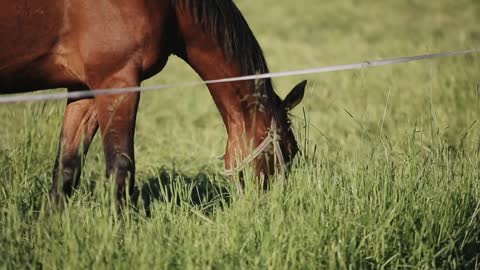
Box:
xmin=174 ymin=0 xmax=270 ymax=79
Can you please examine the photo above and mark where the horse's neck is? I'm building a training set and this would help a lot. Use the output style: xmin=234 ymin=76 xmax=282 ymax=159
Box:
xmin=185 ymin=44 xmax=269 ymax=138
xmin=174 ymin=10 xmax=271 ymax=139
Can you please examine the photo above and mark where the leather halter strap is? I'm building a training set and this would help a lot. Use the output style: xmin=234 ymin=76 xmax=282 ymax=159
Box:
xmin=224 ymin=120 xmax=287 ymax=179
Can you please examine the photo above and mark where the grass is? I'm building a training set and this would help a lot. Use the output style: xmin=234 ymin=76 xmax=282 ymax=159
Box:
xmin=1 ymin=0 xmax=480 ymax=268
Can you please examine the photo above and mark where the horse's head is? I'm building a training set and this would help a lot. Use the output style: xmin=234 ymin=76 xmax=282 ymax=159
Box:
xmin=235 ymin=80 xmax=306 ymax=181
xmin=223 ymin=80 xmax=306 ymax=181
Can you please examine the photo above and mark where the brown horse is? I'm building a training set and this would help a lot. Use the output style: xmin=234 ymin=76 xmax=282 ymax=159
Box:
xmin=0 ymin=0 xmax=306 ymax=202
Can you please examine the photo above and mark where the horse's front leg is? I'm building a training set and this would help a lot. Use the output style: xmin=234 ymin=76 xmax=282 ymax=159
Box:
xmin=93 ymin=68 xmax=140 ymax=205
xmin=51 ymin=98 xmax=99 ymax=203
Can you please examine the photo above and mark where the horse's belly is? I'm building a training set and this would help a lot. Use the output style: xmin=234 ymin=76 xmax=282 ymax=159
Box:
xmin=0 ymin=58 xmax=70 ymax=94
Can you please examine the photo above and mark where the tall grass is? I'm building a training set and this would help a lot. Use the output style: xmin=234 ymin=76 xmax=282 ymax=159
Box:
xmin=1 ymin=115 xmax=479 ymax=268
xmin=1 ymin=0 xmax=479 ymax=268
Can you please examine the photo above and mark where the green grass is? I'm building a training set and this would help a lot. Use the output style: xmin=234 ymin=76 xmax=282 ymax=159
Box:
xmin=1 ymin=0 xmax=480 ymax=268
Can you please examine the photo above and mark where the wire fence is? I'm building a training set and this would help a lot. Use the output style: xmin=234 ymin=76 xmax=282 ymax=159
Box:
xmin=0 ymin=49 xmax=477 ymax=104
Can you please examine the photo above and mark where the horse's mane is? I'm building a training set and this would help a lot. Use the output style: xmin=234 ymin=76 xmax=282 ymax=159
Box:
xmin=174 ymin=0 xmax=270 ymax=77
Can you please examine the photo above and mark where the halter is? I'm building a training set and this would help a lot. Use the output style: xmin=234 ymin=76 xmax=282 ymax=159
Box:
xmin=223 ymin=120 xmax=287 ymax=181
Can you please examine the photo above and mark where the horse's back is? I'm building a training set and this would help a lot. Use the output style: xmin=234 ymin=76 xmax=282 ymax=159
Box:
xmin=0 ymin=0 xmax=175 ymax=93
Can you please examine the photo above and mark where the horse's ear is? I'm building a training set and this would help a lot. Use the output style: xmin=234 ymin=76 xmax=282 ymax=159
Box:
xmin=283 ymin=80 xmax=307 ymax=111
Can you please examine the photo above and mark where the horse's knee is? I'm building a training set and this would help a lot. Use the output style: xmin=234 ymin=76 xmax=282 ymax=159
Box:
xmin=51 ymin=153 xmax=81 ymax=197
xmin=106 ymin=153 xmax=135 ymax=193
xmin=107 ymin=153 xmax=134 ymax=175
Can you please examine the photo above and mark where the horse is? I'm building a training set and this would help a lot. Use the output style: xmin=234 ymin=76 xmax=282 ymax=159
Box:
xmin=0 ymin=0 xmax=306 ymax=203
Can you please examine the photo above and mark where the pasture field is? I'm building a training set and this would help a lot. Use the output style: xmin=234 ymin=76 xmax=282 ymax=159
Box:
xmin=1 ymin=0 xmax=479 ymax=269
